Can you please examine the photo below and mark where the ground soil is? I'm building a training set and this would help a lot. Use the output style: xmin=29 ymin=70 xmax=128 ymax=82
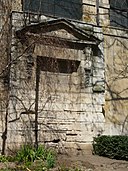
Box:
xmin=56 ymin=153 xmax=128 ymax=171
xmin=0 ymin=152 xmax=128 ymax=170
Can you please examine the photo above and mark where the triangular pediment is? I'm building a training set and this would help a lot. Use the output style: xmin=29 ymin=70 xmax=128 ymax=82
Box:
xmin=42 ymin=29 xmax=79 ymax=41
xmin=16 ymin=19 xmax=100 ymax=45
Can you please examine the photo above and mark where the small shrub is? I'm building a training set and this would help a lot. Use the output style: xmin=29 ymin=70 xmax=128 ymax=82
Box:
xmin=93 ymin=135 xmax=128 ymax=160
xmin=35 ymin=145 xmax=47 ymax=160
xmin=0 ymin=145 xmax=56 ymax=170
xmin=6 ymin=156 xmax=15 ymax=162
xmin=0 ymin=155 xmax=8 ymax=162
xmin=15 ymin=144 xmax=56 ymax=168
xmin=46 ymin=150 xmax=55 ymax=169
xmin=15 ymin=145 xmax=36 ymax=163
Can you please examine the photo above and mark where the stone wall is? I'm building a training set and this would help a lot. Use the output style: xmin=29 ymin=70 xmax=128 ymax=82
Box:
xmin=0 ymin=0 xmax=127 ymax=154
xmin=4 ymin=11 xmax=105 ymax=153
xmin=104 ymin=28 xmax=128 ymax=135
xmin=82 ymin=0 xmax=128 ymax=136
xmin=0 ymin=0 xmax=12 ymax=154
xmin=82 ymin=0 xmax=110 ymax=26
